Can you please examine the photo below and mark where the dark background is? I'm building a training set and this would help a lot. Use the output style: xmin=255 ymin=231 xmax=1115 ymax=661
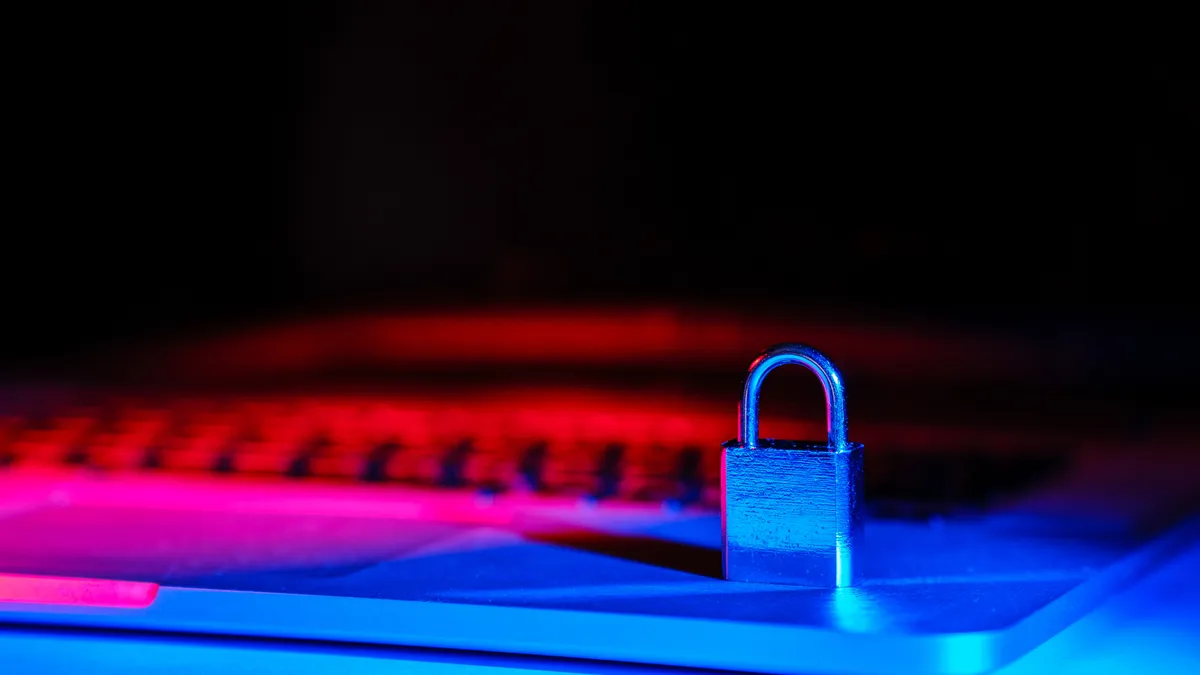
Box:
xmin=3 ymin=3 xmax=1196 ymax=376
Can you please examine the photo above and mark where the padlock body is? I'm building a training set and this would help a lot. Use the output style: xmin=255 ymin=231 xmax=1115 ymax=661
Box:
xmin=722 ymin=439 xmax=864 ymax=587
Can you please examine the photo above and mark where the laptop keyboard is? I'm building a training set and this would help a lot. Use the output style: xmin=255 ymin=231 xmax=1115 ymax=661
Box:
xmin=0 ymin=388 xmax=1073 ymax=519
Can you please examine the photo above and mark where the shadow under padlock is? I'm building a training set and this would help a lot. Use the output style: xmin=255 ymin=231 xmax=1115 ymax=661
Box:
xmin=722 ymin=343 xmax=865 ymax=587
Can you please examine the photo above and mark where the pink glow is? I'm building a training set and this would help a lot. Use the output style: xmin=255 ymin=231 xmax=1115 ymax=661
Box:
xmin=0 ymin=573 xmax=158 ymax=608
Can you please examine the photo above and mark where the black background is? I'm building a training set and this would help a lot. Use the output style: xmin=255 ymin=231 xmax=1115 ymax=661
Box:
xmin=3 ymin=3 xmax=1196 ymax=374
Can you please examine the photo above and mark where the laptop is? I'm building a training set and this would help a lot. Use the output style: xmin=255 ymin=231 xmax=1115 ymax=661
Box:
xmin=1 ymin=310 xmax=1197 ymax=674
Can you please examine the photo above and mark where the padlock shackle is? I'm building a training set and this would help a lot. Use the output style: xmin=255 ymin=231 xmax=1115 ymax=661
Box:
xmin=739 ymin=343 xmax=848 ymax=451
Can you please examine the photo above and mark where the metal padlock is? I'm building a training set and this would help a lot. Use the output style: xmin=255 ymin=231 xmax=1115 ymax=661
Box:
xmin=721 ymin=343 xmax=864 ymax=587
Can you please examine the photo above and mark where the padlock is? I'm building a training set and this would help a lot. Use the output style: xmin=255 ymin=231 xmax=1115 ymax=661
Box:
xmin=721 ymin=343 xmax=864 ymax=587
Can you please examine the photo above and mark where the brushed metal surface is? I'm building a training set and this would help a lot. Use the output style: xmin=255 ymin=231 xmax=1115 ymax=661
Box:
xmin=2 ymin=468 xmax=1198 ymax=675
xmin=723 ymin=440 xmax=864 ymax=586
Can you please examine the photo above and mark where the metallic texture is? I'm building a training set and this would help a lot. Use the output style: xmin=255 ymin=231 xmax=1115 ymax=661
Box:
xmin=723 ymin=343 xmax=865 ymax=587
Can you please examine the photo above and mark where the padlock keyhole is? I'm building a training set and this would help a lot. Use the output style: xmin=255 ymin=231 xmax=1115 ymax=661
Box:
xmin=754 ymin=364 xmax=829 ymax=441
